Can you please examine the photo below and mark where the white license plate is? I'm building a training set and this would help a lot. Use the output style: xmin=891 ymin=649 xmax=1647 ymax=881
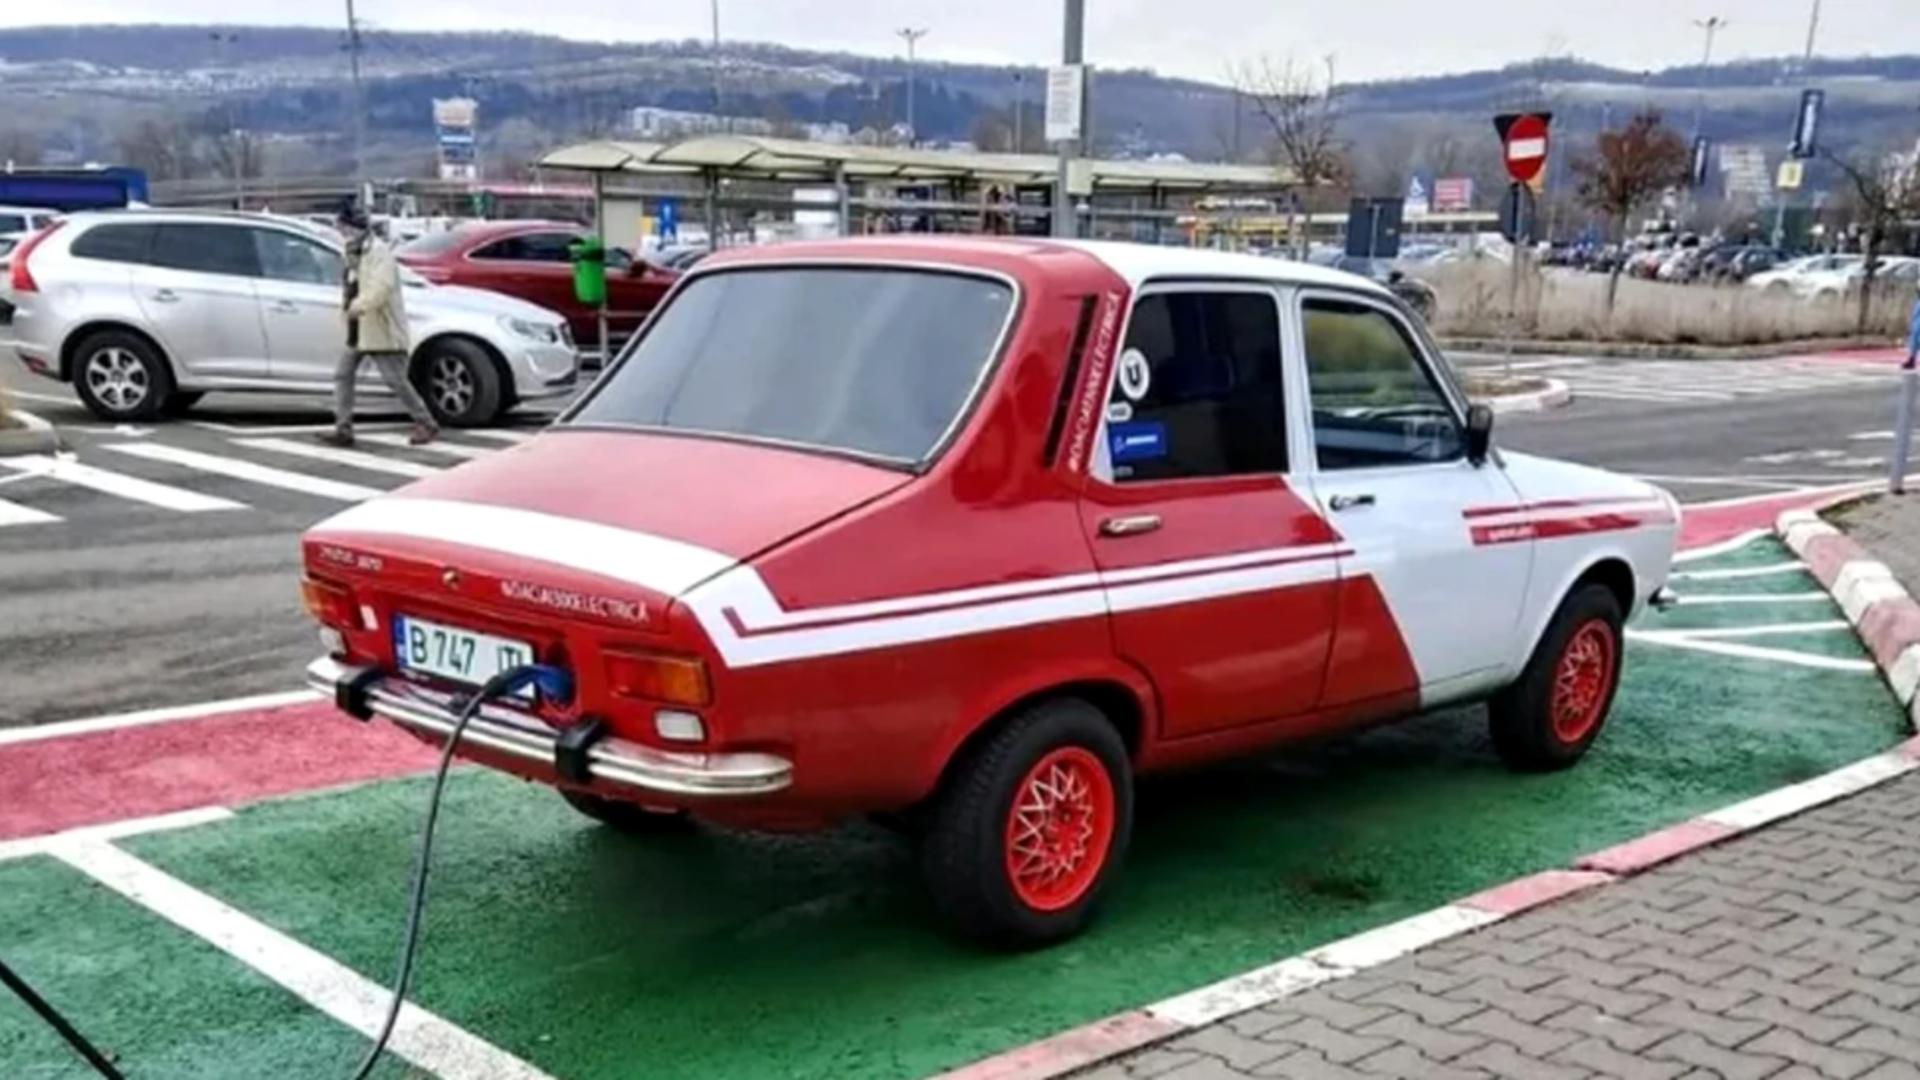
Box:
xmin=393 ymin=615 xmax=536 ymax=693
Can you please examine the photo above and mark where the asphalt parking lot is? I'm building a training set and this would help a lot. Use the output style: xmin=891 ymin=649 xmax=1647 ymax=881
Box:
xmin=2 ymin=533 xmax=1906 ymax=1079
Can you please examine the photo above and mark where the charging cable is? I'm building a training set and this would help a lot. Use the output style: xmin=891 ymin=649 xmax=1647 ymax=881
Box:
xmin=348 ymin=663 xmax=572 ymax=1080
xmin=0 ymin=956 xmax=124 ymax=1079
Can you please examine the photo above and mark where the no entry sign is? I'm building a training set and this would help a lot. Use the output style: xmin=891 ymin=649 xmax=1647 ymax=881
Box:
xmin=1494 ymin=112 xmax=1553 ymax=184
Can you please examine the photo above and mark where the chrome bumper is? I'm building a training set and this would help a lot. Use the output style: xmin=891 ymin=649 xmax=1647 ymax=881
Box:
xmin=305 ymin=657 xmax=792 ymax=798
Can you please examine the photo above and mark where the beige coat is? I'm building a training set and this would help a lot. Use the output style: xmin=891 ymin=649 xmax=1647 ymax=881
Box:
xmin=345 ymin=236 xmax=410 ymax=354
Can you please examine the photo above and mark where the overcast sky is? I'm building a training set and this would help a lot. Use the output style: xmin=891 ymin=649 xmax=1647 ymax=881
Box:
xmin=0 ymin=1 xmax=1905 ymax=83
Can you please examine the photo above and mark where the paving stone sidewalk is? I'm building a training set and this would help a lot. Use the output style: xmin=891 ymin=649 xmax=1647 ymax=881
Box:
xmin=1834 ymin=496 xmax=1920 ymax=597
xmin=1083 ymin=772 xmax=1920 ymax=1080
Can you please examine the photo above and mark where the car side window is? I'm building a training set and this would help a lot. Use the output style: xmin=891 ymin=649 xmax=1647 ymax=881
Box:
xmin=150 ymin=224 xmax=261 ymax=278
xmin=252 ymin=229 xmax=342 ymax=286
xmin=70 ymin=223 xmax=158 ymax=265
xmin=519 ymin=232 xmax=580 ymax=262
xmin=471 ymin=237 xmax=524 ymax=261
xmin=1106 ymin=290 xmax=1286 ymax=483
xmin=1302 ymin=299 xmax=1463 ymax=470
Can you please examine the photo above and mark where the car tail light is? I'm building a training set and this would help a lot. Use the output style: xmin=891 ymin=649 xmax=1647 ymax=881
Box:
xmin=604 ymin=649 xmax=711 ymax=707
xmin=8 ymin=221 xmax=63 ymax=293
xmin=410 ymin=264 xmax=453 ymax=284
xmin=300 ymin=576 xmax=358 ymax=631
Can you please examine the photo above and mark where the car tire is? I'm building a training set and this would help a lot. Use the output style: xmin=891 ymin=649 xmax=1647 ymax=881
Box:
xmin=1488 ymin=583 xmax=1624 ymax=772
xmin=71 ymin=330 xmax=173 ymax=422
xmin=161 ymin=391 xmax=205 ymax=417
xmin=918 ymin=698 xmax=1132 ymax=949
xmin=559 ymin=789 xmax=693 ymax=834
xmin=413 ymin=338 xmax=504 ymax=428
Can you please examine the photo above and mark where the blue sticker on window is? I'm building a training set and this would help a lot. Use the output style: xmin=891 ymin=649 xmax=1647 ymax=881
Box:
xmin=1109 ymin=420 xmax=1168 ymax=463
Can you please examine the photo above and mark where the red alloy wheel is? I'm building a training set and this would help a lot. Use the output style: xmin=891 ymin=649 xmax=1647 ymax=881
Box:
xmin=1002 ymin=746 xmax=1117 ymax=913
xmin=1551 ymin=618 xmax=1617 ymax=744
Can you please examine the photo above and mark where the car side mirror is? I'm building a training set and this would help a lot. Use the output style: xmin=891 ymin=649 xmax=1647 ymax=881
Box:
xmin=1465 ymin=403 xmax=1495 ymax=465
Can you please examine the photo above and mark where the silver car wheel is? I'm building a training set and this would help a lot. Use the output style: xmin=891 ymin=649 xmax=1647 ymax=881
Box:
xmin=429 ymin=354 xmax=475 ymax=417
xmin=84 ymin=347 xmax=150 ymax=413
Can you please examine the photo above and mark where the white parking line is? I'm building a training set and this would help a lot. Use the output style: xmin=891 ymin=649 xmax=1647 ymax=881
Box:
xmin=1626 ymin=629 xmax=1876 ymax=672
xmin=1669 ymin=592 xmax=1835 ymax=605
xmin=105 ymin=443 xmax=381 ymax=502
xmin=1672 ymin=563 xmax=1808 ymax=581
xmin=462 ymin=429 xmax=537 ymax=444
xmin=0 ymin=806 xmax=234 ymax=863
xmin=235 ymin=437 xmax=442 ymax=479
xmin=1672 ymin=530 xmax=1772 ymax=563
xmin=1674 ymin=619 xmax=1852 ymax=639
xmin=0 ymin=494 xmax=59 ymax=527
xmin=0 ymin=453 xmax=245 ymax=512
xmin=0 ymin=689 xmax=322 ymax=747
xmin=360 ymin=433 xmax=496 ymax=461
xmin=52 ymin=839 xmax=557 ymax=1080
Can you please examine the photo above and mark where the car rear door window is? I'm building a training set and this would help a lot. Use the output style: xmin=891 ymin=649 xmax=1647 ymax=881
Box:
xmin=473 ymin=232 xmax=578 ymax=262
xmin=150 ymin=224 xmax=261 ymax=278
xmin=252 ymin=228 xmax=342 ymax=285
xmin=70 ymin=223 xmax=158 ymax=265
xmin=1106 ymin=290 xmax=1286 ymax=483
xmin=1302 ymin=299 xmax=1463 ymax=469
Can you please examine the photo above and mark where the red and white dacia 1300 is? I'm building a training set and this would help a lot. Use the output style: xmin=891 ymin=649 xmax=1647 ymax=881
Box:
xmin=303 ymin=238 xmax=1678 ymax=947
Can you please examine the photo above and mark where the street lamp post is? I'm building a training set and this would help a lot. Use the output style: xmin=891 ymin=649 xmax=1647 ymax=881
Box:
xmin=1012 ymin=71 xmax=1024 ymax=153
xmin=710 ymin=0 xmax=724 ymax=128
xmin=1053 ymin=0 xmax=1085 ymax=239
xmin=896 ymin=27 xmax=928 ymax=146
xmin=344 ymin=0 xmax=369 ymax=207
xmin=1691 ymin=16 xmax=1728 ymax=139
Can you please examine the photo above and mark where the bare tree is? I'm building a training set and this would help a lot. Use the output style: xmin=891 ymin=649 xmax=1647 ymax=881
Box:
xmin=1571 ymin=109 xmax=1691 ymax=315
xmin=116 ymin=118 xmax=199 ymax=182
xmin=1233 ymin=55 xmax=1350 ymax=257
xmin=0 ymin=129 xmax=42 ymax=167
xmin=1824 ymin=144 xmax=1920 ymax=333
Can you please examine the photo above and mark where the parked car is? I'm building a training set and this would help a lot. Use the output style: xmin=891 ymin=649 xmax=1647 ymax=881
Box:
xmin=1703 ymin=245 xmax=1780 ymax=284
xmin=397 ymin=221 xmax=680 ymax=354
xmin=301 ymin=239 xmax=1679 ymax=947
xmin=0 ymin=205 xmax=59 ymax=237
xmin=2 ymin=211 xmax=578 ymax=425
xmin=648 ymin=244 xmax=712 ymax=272
xmin=1805 ymin=256 xmax=1920 ymax=300
xmin=1308 ymin=252 xmax=1438 ymax=320
xmin=1747 ymin=253 xmax=1861 ymax=295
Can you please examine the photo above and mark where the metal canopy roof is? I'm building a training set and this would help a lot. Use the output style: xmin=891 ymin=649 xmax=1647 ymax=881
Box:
xmin=538 ymin=135 xmax=1292 ymax=191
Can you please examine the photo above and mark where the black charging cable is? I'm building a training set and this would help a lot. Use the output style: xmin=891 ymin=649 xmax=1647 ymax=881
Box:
xmin=348 ymin=663 xmax=572 ymax=1080
xmin=0 ymin=956 xmax=125 ymax=1079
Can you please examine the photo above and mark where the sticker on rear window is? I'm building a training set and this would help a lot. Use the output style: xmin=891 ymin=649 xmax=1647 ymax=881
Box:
xmin=1108 ymin=420 xmax=1167 ymax=464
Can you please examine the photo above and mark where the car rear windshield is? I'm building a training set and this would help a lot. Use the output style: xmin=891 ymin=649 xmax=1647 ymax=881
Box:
xmin=396 ymin=230 xmax=470 ymax=259
xmin=569 ymin=267 xmax=1014 ymax=465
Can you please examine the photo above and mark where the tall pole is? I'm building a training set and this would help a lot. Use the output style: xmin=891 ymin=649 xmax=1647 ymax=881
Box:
xmin=1691 ymin=16 xmax=1726 ymax=139
xmin=1053 ymin=0 xmax=1084 ymax=238
xmin=211 ymin=31 xmax=243 ymax=209
xmin=1776 ymin=2 xmax=1820 ymax=248
xmin=896 ymin=28 xmax=928 ymax=146
xmin=1801 ymin=0 xmax=1822 ymax=79
xmin=345 ymin=0 xmax=369 ymax=207
xmin=710 ymin=0 xmax=724 ymax=128
xmin=1012 ymin=71 xmax=1024 ymax=153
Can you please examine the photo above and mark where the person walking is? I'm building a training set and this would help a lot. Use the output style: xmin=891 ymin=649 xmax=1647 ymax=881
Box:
xmin=1907 ymin=279 xmax=1920 ymax=371
xmin=319 ymin=205 xmax=437 ymax=448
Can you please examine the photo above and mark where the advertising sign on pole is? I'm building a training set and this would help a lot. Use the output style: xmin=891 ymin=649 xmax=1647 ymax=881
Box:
xmin=1404 ymin=175 xmax=1431 ymax=217
xmin=1776 ymin=159 xmax=1805 ymax=191
xmin=1790 ymin=88 xmax=1825 ymax=160
xmin=1045 ymin=65 xmax=1085 ymax=143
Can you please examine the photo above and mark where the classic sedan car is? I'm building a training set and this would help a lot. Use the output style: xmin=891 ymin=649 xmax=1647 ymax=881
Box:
xmin=302 ymin=238 xmax=1678 ymax=947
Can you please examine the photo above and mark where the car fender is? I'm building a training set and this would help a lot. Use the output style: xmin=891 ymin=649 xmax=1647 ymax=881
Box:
xmin=60 ymin=318 xmax=173 ymax=384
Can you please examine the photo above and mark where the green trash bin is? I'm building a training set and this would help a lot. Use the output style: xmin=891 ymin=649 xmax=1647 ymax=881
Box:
xmin=569 ymin=236 xmax=607 ymax=307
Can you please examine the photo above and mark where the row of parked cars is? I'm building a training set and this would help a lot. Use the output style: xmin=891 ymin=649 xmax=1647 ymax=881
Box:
xmin=0 ymin=208 xmax=689 ymax=426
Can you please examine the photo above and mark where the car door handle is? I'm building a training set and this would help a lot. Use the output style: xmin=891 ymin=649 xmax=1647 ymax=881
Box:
xmin=1328 ymin=493 xmax=1377 ymax=511
xmin=150 ymin=288 xmax=180 ymax=303
xmin=268 ymin=300 xmax=299 ymax=314
xmin=1099 ymin=514 xmax=1163 ymax=537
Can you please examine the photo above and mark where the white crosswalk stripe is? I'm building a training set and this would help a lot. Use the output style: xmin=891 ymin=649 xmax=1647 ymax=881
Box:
xmin=1528 ymin=358 xmax=1896 ymax=404
xmin=234 ymin=437 xmax=443 ymax=479
xmin=0 ymin=423 xmax=536 ymax=527
xmin=360 ymin=433 xmax=498 ymax=460
xmin=106 ymin=443 xmax=383 ymax=502
xmin=0 ymin=454 xmax=246 ymax=512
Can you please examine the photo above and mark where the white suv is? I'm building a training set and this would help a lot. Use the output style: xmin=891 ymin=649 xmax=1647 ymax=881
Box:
xmin=0 ymin=210 xmax=579 ymax=425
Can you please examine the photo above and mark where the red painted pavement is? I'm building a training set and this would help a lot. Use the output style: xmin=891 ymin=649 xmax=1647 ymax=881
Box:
xmin=1572 ymin=819 xmax=1737 ymax=875
xmin=0 ymin=700 xmax=436 ymax=841
xmin=1679 ymin=485 xmax=1874 ymax=548
xmin=1459 ymin=869 xmax=1614 ymax=916
xmin=1785 ymin=347 xmax=1908 ymax=366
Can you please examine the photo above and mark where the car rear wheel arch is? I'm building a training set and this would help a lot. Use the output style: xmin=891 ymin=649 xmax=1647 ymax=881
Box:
xmin=938 ymin=679 xmax=1145 ymax=791
xmin=61 ymin=321 xmax=173 ymax=385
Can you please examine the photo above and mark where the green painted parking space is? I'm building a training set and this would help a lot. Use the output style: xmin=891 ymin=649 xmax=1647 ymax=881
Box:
xmin=7 ymin=537 xmax=1908 ymax=1079
xmin=0 ymin=855 xmax=407 ymax=1078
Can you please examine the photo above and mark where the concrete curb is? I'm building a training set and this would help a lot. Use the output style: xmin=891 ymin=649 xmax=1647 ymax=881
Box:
xmin=1438 ymin=335 xmax=1892 ymax=361
xmin=1777 ymin=506 xmax=1920 ymax=732
xmin=0 ymin=407 xmax=61 ymax=455
xmin=1477 ymin=377 xmax=1572 ymax=415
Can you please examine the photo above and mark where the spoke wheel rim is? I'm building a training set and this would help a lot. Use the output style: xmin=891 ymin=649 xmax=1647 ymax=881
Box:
xmin=1551 ymin=619 xmax=1616 ymax=744
xmin=84 ymin=347 xmax=149 ymax=412
xmin=1003 ymin=746 xmax=1116 ymax=913
xmin=430 ymin=355 xmax=474 ymax=415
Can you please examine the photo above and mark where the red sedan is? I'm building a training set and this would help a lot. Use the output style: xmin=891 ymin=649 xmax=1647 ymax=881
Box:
xmin=396 ymin=221 xmax=679 ymax=355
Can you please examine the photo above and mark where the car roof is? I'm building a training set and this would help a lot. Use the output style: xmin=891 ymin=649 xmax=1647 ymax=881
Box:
xmin=702 ymin=236 xmax=1391 ymax=297
xmin=54 ymin=208 xmax=341 ymax=245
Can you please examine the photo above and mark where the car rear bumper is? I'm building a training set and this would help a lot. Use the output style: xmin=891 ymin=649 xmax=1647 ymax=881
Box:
xmin=305 ymin=656 xmax=793 ymax=798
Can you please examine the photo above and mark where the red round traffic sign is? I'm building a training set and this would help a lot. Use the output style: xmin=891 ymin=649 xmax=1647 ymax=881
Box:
xmin=1503 ymin=114 xmax=1550 ymax=184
